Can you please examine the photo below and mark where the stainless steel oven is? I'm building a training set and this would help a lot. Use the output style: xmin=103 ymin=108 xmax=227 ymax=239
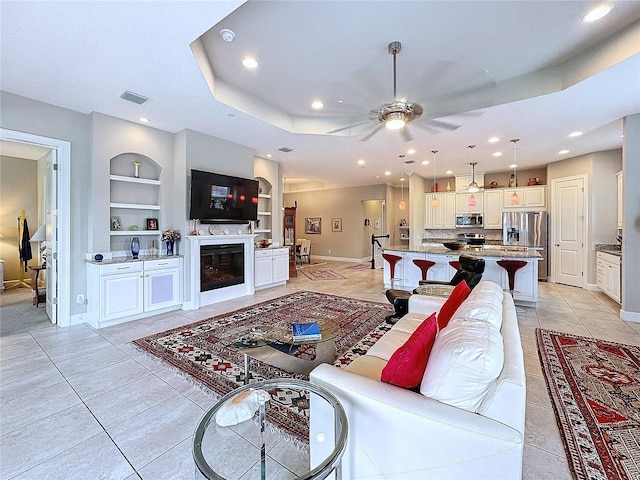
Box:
xmin=455 ymin=213 xmax=483 ymax=228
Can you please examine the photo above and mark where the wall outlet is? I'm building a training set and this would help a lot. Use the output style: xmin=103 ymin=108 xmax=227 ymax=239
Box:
xmin=76 ymin=294 xmax=85 ymax=305
xmin=328 ymin=249 xmax=331 ymax=254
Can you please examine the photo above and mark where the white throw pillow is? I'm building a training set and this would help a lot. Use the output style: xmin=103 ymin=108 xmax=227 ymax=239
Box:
xmin=453 ymin=281 xmax=504 ymax=329
xmin=420 ymin=317 xmax=504 ymax=412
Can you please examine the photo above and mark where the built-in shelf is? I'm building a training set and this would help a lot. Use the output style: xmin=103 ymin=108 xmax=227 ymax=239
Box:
xmin=110 ymin=202 xmax=161 ymax=210
xmin=110 ymin=230 xmax=160 ymax=236
xmin=110 ymin=174 xmax=161 ymax=185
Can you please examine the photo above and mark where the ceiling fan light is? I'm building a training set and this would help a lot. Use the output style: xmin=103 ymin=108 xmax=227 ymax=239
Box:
xmin=385 ymin=112 xmax=406 ymax=130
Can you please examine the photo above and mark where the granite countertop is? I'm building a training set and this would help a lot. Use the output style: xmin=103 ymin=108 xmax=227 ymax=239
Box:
xmin=595 ymin=244 xmax=622 ymax=257
xmin=86 ymin=255 xmax=182 ymax=265
xmin=384 ymin=245 xmax=541 ymax=259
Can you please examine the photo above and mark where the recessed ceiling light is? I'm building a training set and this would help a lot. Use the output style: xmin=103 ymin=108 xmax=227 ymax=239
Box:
xmin=219 ymin=28 xmax=235 ymax=42
xmin=407 ymin=149 xmax=416 ymax=155
xmin=558 ymin=149 xmax=570 ymax=155
xmin=311 ymin=100 xmax=324 ymax=110
xmin=266 ymin=154 xmax=272 ymax=158
xmin=493 ymin=152 xmax=503 ymax=157
xmin=139 ymin=117 xmax=149 ymax=123
xmin=384 ymin=171 xmax=391 ymax=176
xmin=488 ymin=137 xmax=500 ymax=143
xmin=569 ymin=131 xmax=583 ymax=137
xmin=242 ymin=56 xmax=258 ymax=69
xmin=509 ymin=164 xmax=518 ymax=169
xmin=357 ymin=159 xmax=365 ymax=166
xmin=446 ymin=170 xmax=453 ymax=175
xmin=337 ymin=99 xmax=344 ymax=104
xmin=400 ymin=177 xmax=405 ymax=182
xmin=583 ymin=4 xmax=613 ymax=22
xmin=422 ymin=160 xmax=429 ymax=165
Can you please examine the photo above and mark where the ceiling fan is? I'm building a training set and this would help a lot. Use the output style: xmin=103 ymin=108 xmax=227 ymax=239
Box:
xmin=327 ymin=41 xmax=497 ymax=142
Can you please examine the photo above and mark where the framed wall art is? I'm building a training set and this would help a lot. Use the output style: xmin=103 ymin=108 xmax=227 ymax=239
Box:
xmin=332 ymin=218 xmax=342 ymax=232
xmin=305 ymin=217 xmax=321 ymax=234
xmin=110 ymin=216 xmax=122 ymax=231
xmin=146 ymin=218 xmax=159 ymax=230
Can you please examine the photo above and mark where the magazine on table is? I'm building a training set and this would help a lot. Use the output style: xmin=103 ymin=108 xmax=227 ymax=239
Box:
xmin=291 ymin=322 xmax=322 ymax=341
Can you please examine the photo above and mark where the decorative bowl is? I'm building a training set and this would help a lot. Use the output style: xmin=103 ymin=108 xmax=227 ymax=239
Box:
xmin=443 ymin=242 xmax=465 ymax=250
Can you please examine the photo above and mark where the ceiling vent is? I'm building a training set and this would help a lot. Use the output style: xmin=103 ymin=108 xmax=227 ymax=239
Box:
xmin=278 ymin=146 xmax=294 ymax=153
xmin=120 ymin=90 xmax=150 ymax=105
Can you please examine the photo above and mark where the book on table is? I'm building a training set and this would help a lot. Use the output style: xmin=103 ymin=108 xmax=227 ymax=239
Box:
xmin=291 ymin=322 xmax=322 ymax=341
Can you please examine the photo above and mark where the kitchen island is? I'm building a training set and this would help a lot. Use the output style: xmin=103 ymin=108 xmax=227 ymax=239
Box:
xmin=383 ymin=245 xmax=541 ymax=306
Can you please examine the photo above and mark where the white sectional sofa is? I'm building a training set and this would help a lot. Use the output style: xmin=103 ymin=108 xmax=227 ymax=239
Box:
xmin=310 ymin=281 xmax=526 ymax=479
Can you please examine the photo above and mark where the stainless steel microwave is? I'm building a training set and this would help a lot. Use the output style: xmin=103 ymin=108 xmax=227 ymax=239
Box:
xmin=455 ymin=213 xmax=483 ymax=228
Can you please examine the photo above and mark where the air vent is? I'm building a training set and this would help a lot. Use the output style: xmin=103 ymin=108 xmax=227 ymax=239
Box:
xmin=120 ymin=90 xmax=150 ymax=105
xmin=404 ymin=160 xmax=416 ymax=164
xmin=278 ymin=147 xmax=294 ymax=153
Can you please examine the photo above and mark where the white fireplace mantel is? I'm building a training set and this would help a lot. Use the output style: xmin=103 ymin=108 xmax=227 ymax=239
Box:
xmin=187 ymin=234 xmax=256 ymax=310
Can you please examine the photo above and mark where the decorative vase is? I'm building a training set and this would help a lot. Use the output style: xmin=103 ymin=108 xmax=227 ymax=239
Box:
xmin=174 ymin=241 xmax=179 ymax=256
xmin=166 ymin=240 xmax=174 ymax=256
xmin=131 ymin=237 xmax=140 ymax=259
xmin=149 ymin=239 xmax=159 ymax=258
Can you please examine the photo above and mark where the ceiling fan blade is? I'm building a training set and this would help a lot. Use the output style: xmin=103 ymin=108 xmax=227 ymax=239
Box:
xmin=360 ymin=124 xmax=384 ymax=141
xmin=400 ymin=126 xmax=413 ymax=142
xmin=326 ymin=118 xmax=374 ymax=134
xmin=422 ymin=119 xmax=460 ymax=131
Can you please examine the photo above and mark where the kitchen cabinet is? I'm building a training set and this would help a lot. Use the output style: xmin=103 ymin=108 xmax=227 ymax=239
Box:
xmin=617 ymin=171 xmax=623 ymax=228
xmin=87 ymin=257 xmax=182 ymax=327
xmin=255 ymin=247 xmax=289 ymax=289
xmin=483 ymin=189 xmax=504 ymax=229
xmin=597 ymin=251 xmax=621 ymax=303
xmin=455 ymin=174 xmax=485 ymax=192
xmin=503 ymin=185 xmax=546 ymax=210
xmin=425 ymin=193 xmax=455 ymax=229
xmin=455 ymin=192 xmax=484 ymax=214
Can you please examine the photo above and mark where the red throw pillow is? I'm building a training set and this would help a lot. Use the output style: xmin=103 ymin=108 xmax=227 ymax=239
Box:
xmin=437 ymin=280 xmax=471 ymax=331
xmin=381 ymin=313 xmax=438 ymax=389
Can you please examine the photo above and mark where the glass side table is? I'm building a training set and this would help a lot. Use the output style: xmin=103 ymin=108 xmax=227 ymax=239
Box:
xmin=193 ymin=378 xmax=348 ymax=480
xmin=413 ymin=284 xmax=456 ymax=297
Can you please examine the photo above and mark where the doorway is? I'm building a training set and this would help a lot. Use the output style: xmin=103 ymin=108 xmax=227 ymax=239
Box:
xmin=0 ymin=129 xmax=71 ymax=326
xmin=551 ymin=174 xmax=587 ymax=287
xmin=362 ymin=200 xmax=386 ymax=268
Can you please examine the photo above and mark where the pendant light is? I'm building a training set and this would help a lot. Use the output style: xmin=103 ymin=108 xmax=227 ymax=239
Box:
xmin=431 ymin=150 xmax=439 ymax=208
xmin=399 ymin=168 xmax=406 ymax=210
xmin=510 ymin=139 xmax=520 ymax=205
xmin=467 ymin=145 xmax=479 ymax=193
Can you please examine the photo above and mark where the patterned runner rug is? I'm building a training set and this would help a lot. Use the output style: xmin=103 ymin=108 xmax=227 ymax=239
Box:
xmin=537 ymin=329 xmax=640 ymax=480
xmin=134 ymin=291 xmax=393 ymax=441
xmin=345 ymin=263 xmax=372 ymax=271
xmin=299 ymin=268 xmax=346 ymax=281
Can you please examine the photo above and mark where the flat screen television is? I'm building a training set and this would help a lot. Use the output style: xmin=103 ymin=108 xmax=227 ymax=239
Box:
xmin=189 ymin=169 xmax=259 ymax=223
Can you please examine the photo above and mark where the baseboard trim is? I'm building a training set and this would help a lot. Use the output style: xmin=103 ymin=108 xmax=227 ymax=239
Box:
xmin=621 ymin=309 xmax=640 ymax=323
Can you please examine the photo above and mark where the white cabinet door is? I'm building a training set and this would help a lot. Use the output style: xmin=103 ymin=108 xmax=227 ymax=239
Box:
xmin=610 ymin=261 xmax=621 ymax=303
xmin=483 ymin=189 xmax=503 ymax=229
xmin=443 ymin=193 xmax=457 ymax=228
xmin=145 ymin=267 xmax=180 ymax=312
xmin=101 ymin=272 xmax=144 ymax=321
xmin=254 ymin=253 xmax=273 ymax=287
xmin=523 ymin=186 xmax=546 ymax=207
xmin=504 ymin=186 xmax=546 ymax=210
xmin=456 ymin=193 xmax=483 ymax=214
xmin=272 ymin=249 xmax=290 ymax=283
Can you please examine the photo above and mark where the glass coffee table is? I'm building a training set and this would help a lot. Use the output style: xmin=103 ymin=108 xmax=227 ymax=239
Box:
xmin=193 ymin=378 xmax=348 ymax=480
xmin=230 ymin=319 xmax=340 ymax=382
xmin=413 ymin=284 xmax=456 ymax=297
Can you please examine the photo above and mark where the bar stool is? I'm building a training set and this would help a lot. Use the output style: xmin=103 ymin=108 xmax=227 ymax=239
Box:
xmin=413 ymin=259 xmax=436 ymax=281
xmin=382 ymin=253 xmax=402 ymax=288
xmin=449 ymin=260 xmax=461 ymax=271
xmin=497 ymin=260 xmax=528 ymax=311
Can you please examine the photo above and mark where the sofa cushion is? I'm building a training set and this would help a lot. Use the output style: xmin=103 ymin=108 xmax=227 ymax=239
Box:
xmin=381 ymin=313 xmax=438 ymax=389
xmin=343 ymin=355 xmax=387 ymax=380
xmin=420 ymin=317 xmax=504 ymax=412
xmin=453 ymin=281 xmax=504 ymax=330
xmin=437 ymin=280 xmax=471 ymax=331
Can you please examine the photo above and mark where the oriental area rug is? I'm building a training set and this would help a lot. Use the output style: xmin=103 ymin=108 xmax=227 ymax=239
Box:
xmin=537 ymin=329 xmax=640 ymax=480
xmin=134 ymin=291 xmax=393 ymax=441
xmin=299 ymin=268 xmax=346 ymax=281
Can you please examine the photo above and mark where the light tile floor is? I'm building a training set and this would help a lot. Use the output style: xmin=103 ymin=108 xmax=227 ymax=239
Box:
xmin=1 ymin=262 xmax=639 ymax=479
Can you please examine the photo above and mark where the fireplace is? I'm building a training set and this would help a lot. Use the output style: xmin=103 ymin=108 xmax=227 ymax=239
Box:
xmin=187 ymin=234 xmax=256 ymax=310
xmin=200 ymin=244 xmax=244 ymax=292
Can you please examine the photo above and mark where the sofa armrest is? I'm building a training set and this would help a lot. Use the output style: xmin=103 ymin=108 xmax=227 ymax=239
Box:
xmin=310 ymin=364 xmax=523 ymax=479
xmin=408 ymin=294 xmax=446 ymax=315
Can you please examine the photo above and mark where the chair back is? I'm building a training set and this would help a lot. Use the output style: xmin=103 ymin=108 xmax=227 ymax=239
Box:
xmin=450 ymin=254 xmax=485 ymax=289
xmin=300 ymin=239 xmax=311 ymax=255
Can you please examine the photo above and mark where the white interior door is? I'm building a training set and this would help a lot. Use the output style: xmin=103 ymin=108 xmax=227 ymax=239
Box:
xmin=552 ymin=175 xmax=585 ymax=287
xmin=45 ymin=150 xmax=58 ymax=324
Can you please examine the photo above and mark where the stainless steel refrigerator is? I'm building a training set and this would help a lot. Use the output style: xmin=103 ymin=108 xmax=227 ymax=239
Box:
xmin=502 ymin=211 xmax=548 ymax=280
